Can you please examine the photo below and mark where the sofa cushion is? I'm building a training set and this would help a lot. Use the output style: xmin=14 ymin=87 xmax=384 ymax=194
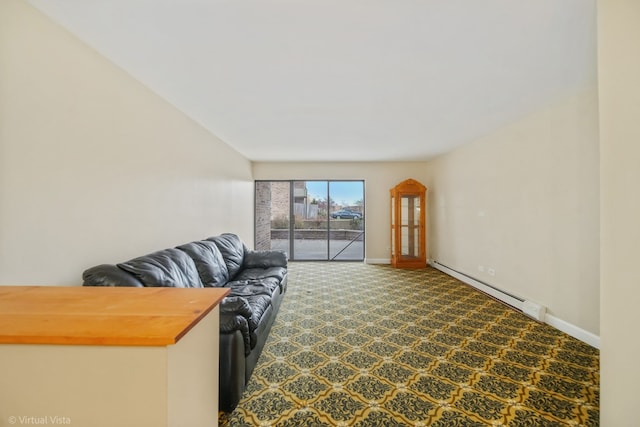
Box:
xmin=207 ymin=233 xmax=246 ymax=279
xmin=117 ymin=248 xmax=203 ymax=288
xmin=235 ymin=267 xmax=287 ymax=283
xmin=176 ymin=240 xmax=229 ymax=287
xmin=243 ymin=250 xmax=288 ymax=269
xmin=226 ymin=278 xmax=279 ymax=298
xmin=231 ymin=279 xmax=280 ymax=301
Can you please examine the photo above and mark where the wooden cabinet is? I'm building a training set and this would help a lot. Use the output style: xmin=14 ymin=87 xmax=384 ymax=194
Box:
xmin=390 ymin=178 xmax=427 ymax=268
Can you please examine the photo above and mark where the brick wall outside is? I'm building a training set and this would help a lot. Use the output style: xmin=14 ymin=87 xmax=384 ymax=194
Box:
xmin=271 ymin=182 xmax=290 ymax=221
xmin=256 ymin=181 xmax=293 ymax=250
xmin=255 ymin=181 xmax=272 ymax=250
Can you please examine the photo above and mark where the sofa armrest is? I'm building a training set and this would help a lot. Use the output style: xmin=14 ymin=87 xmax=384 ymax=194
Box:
xmin=220 ymin=296 xmax=252 ymax=319
xmin=82 ymin=265 xmax=144 ymax=287
xmin=243 ymin=250 xmax=288 ymax=269
xmin=220 ymin=297 xmax=252 ymax=355
xmin=219 ymin=330 xmax=247 ymax=412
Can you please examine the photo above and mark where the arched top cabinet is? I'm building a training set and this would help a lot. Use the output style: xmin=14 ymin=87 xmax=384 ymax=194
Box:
xmin=390 ymin=179 xmax=427 ymax=268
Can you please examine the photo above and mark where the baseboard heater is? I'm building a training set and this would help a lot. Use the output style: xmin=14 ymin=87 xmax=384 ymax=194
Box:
xmin=431 ymin=260 xmax=546 ymax=322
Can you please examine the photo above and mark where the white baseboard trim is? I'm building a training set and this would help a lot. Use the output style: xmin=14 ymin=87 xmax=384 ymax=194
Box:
xmin=431 ymin=261 xmax=524 ymax=310
xmin=430 ymin=261 xmax=600 ymax=349
xmin=544 ymin=314 xmax=600 ymax=349
xmin=365 ymin=258 xmax=390 ymax=265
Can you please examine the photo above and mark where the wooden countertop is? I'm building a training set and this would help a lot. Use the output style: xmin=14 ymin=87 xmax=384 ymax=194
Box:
xmin=0 ymin=286 xmax=229 ymax=346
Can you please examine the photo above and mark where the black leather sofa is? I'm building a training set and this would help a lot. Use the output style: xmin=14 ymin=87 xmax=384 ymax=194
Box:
xmin=82 ymin=233 xmax=287 ymax=412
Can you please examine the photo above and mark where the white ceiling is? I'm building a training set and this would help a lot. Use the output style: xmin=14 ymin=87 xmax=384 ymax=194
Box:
xmin=28 ymin=0 xmax=596 ymax=162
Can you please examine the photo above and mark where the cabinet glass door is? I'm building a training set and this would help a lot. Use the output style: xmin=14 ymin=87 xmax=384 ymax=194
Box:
xmin=401 ymin=195 xmax=421 ymax=258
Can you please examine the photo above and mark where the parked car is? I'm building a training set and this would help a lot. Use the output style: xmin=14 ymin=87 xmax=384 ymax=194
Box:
xmin=331 ymin=210 xmax=362 ymax=219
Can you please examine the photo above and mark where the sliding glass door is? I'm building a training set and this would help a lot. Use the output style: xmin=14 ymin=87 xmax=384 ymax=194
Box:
xmin=293 ymin=181 xmax=328 ymax=260
xmin=328 ymin=181 xmax=364 ymax=260
xmin=255 ymin=180 xmax=364 ymax=261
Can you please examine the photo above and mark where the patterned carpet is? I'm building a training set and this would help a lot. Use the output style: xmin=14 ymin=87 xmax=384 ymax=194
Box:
xmin=219 ymin=262 xmax=599 ymax=426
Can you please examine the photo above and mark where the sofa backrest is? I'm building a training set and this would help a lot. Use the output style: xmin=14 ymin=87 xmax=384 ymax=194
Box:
xmin=176 ymin=240 xmax=230 ymax=287
xmin=206 ymin=233 xmax=246 ymax=280
xmin=117 ymin=248 xmax=203 ymax=288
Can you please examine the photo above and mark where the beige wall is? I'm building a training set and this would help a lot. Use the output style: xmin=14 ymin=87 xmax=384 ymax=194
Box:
xmin=598 ymin=0 xmax=640 ymax=423
xmin=423 ymin=87 xmax=600 ymax=336
xmin=0 ymin=0 xmax=253 ymax=285
xmin=252 ymin=162 xmax=428 ymax=262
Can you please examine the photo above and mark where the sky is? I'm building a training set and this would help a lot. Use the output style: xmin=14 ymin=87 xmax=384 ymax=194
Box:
xmin=305 ymin=181 xmax=364 ymax=206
